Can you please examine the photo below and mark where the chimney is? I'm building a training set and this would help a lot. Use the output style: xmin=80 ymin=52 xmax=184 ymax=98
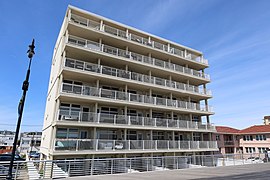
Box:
xmin=263 ymin=116 xmax=270 ymax=125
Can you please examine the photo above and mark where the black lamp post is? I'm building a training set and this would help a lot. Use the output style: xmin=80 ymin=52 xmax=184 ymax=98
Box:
xmin=7 ymin=39 xmax=35 ymax=179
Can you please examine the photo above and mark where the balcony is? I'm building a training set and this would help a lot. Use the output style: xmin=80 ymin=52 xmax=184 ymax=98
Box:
xmin=63 ymin=58 xmax=212 ymax=97
xmin=66 ymin=35 xmax=210 ymax=82
xmin=69 ymin=14 xmax=209 ymax=65
xmin=60 ymin=83 xmax=214 ymax=113
xmin=57 ymin=110 xmax=216 ymax=131
xmin=54 ymin=139 xmax=218 ymax=152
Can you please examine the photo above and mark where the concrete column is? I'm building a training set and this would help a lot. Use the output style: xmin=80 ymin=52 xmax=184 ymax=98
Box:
xmin=126 ymin=29 xmax=129 ymax=38
xmin=67 ymin=9 xmax=71 ymax=21
xmin=124 ymin=129 xmax=127 ymax=140
xmin=206 ymin=115 xmax=210 ymax=124
xmin=96 ymin=79 xmax=100 ymax=89
xmin=100 ymin=20 xmax=103 ymax=31
xmin=125 ymin=64 xmax=128 ymax=71
xmin=97 ymin=58 xmax=101 ymax=66
xmin=205 ymin=99 xmax=209 ymax=112
xmin=93 ymin=127 xmax=97 ymax=139
xmin=50 ymin=126 xmax=57 ymax=151
xmin=125 ymin=85 xmax=128 ymax=93
xmin=94 ymin=103 xmax=98 ymax=113
xmin=99 ymin=38 xmax=102 ymax=47
xmin=189 ymin=114 xmax=193 ymax=121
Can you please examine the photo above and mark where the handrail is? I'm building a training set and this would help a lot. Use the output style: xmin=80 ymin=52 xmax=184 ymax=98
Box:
xmin=69 ymin=13 xmax=209 ymax=65
xmin=57 ymin=110 xmax=216 ymax=131
xmin=54 ymin=138 xmax=218 ymax=151
xmin=67 ymin=19 xmax=210 ymax=80
xmin=60 ymin=83 xmax=213 ymax=113
xmin=64 ymin=58 xmax=212 ymax=96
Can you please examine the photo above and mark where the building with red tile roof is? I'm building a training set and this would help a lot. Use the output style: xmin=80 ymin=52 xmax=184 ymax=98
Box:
xmin=213 ymin=126 xmax=240 ymax=154
xmin=213 ymin=122 xmax=270 ymax=156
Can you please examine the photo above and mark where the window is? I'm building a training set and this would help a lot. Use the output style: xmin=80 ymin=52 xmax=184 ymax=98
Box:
xmin=192 ymin=116 xmax=199 ymax=122
xmin=216 ymin=135 xmax=220 ymax=141
xmin=153 ymin=131 xmax=164 ymax=140
xmin=256 ymin=135 xmax=266 ymax=141
xmin=243 ymin=135 xmax=253 ymax=141
xmin=97 ymin=130 xmax=116 ymax=140
xmin=101 ymin=107 xmax=118 ymax=114
xmin=68 ymin=129 xmax=79 ymax=139
xmin=56 ymin=128 xmax=67 ymax=138
xmin=193 ymin=133 xmax=201 ymax=141
xmin=127 ymin=130 xmax=137 ymax=140
xmin=245 ymin=147 xmax=256 ymax=153
xmin=258 ymin=147 xmax=267 ymax=153
xmin=56 ymin=128 xmax=78 ymax=139
xmin=59 ymin=103 xmax=81 ymax=120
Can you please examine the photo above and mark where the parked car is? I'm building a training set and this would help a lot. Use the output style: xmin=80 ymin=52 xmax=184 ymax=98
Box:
xmin=246 ymin=157 xmax=263 ymax=163
xmin=29 ymin=152 xmax=40 ymax=159
xmin=0 ymin=154 xmax=26 ymax=162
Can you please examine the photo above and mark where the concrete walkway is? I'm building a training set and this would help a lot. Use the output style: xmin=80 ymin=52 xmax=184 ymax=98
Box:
xmin=66 ymin=163 xmax=270 ymax=180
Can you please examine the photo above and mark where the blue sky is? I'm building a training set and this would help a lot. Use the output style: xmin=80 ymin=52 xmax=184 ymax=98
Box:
xmin=0 ymin=0 xmax=270 ymax=132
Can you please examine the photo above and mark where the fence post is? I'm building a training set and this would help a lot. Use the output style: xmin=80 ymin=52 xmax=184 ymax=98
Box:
xmin=111 ymin=159 xmax=113 ymax=174
xmin=68 ymin=161 xmax=71 ymax=177
xmin=15 ymin=162 xmax=19 ymax=179
xmin=129 ymin=159 xmax=132 ymax=173
xmin=146 ymin=157 xmax=149 ymax=171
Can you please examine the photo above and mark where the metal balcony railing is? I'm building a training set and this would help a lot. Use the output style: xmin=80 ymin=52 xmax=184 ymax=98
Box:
xmin=60 ymin=83 xmax=213 ymax=113
xmin=66 ymin=30 xmax=210 ymax=81
xmin=57 ymin=110 xmax=216 ymax=131
xmin=54 ymin=139 xmax=218 ymax=151
xmin=64 ymin=58 xmax=212 ymax=96
xmin=69 ymin=14 xmax=209 ymax=65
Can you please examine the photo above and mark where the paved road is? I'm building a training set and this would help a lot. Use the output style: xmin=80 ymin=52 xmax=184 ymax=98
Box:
xmin=66 ymin=163 xmax=270 ymax=180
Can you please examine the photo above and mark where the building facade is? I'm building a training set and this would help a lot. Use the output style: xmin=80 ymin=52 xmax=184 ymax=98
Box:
xmin=19 ymin=132 xmax=42 ymax=154
xmin=214 ymin=123 xmax=270 ymax=155
xmin=239 ymin=125 xmax=270 ymax=154
xmin=40 ymin=5 xmax=217 ymax=161
xmin=213 ymin=126 xmax=240 ymax=155
xmin=0 ymin=130 xmax=15 ymax=154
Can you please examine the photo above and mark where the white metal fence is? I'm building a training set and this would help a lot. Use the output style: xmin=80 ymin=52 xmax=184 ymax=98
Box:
xmin=1 ymin=153 xmax=269 ymax=179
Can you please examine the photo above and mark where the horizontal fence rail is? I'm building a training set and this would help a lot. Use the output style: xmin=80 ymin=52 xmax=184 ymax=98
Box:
xmin=57 ymin=110 xmax=216 ymax=131
xmin=63 ymin=58 xmax=212 ymax=96
xmin=60 ymin=83 xmax=213 ymax=113
xmin=2 ymin=153 xmax=269 ymax=179
xmin=69 ymin=14 xmax=209 ymax=66
xmin=66 ymin=34 xmax=210 ymax=82
xmin=54 ymin=139 xmax=218 ymax=152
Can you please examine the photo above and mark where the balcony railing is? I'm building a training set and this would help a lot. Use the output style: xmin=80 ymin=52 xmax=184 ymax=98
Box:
xmin=69 ymin=14 xmax=209 ymax=65
xmin=57 ymin=110 xmax=216 ymax=131
xmin=64 ymin=58 xmax=212 ymax=96
xmin=66 ymin=34 xmax=210 ymax=81
xmin=60 ymin=83 xmax=213 ymax=113
xmin=54 ymin=139 xmax=218 ymax=151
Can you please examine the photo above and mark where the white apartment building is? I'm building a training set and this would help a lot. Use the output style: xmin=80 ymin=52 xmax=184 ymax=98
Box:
xmin=0 ymin=130 xmax=15 ymax=147
xmin=0 ymin=130 xmax=15 ymax=154
xmin=40 ymin=5 xmax=217 ymax=161
xmin=19 ymin=132 xmax=42 ymax=154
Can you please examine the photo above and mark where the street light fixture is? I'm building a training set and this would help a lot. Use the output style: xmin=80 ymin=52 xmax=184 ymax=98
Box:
xmin=7 ymin=39 xmax=35 ymax=179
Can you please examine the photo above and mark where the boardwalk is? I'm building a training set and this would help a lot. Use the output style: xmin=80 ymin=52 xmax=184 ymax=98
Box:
xmin=67 ymin=163 xmax=270 ymax=180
